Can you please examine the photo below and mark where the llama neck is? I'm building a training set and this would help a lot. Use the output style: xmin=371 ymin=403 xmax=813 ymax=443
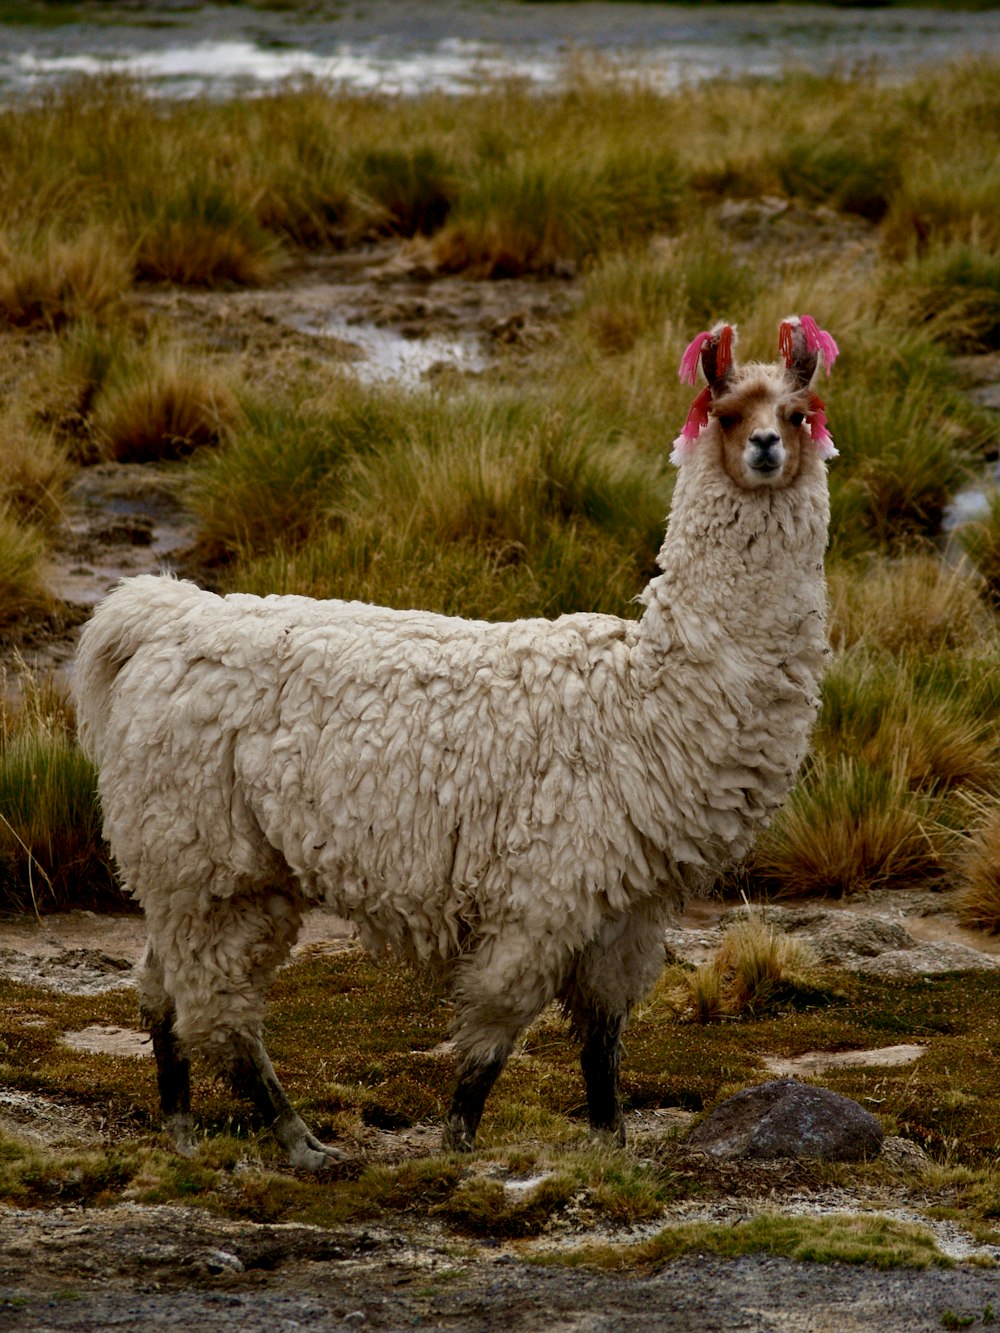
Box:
xmin=634 ymin=448 xmax=830 ymax=686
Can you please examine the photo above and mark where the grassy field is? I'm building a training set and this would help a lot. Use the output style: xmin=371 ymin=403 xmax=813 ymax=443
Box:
xmin=2 ymin=57 xmax=1000 ymax=1239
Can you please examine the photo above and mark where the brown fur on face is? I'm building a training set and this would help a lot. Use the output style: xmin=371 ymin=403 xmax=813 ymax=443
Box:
xmin=709 ymin=366 xmax=814 ymax=492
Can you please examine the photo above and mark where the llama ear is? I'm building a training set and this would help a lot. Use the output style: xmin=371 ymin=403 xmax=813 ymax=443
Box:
xmin=700 ymin=323 xmax=736 ymax=393
xmin=779 ymin=315 xmax=839 ymax=387
xmin=676 ymin=323 xmax=736 ymax=390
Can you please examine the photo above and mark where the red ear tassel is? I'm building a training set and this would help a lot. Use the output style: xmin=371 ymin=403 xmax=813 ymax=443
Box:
xmin=778 ymin=320 xmax=795 ymax=365
xmin=715 ymin=324 xmax=733 ymax=378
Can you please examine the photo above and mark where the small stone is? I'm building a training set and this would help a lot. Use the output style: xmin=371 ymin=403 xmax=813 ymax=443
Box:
xmin=685 ymin=1079 xmax=883 ymax=1162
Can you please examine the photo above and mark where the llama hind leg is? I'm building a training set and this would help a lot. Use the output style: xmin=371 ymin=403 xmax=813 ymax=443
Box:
xmin=225 ymin=1031 xmax=349 ymax=1170
xmin=149 ymin=884 xmax=348 ymax=1170
xmin=444 ymin=936 xmax=557 ymax=1151
xmin=138 ymin=943 xmax=194 ymax=1155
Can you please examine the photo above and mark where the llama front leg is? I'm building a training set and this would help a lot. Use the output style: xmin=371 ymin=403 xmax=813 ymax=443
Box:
xmin=579 ymin=1007 xmax=626 ymax=1146
xmin=226 ymin=1032 xmax=349 ymax=1170
xmin=443 ymin=1051 xmax=510 ymax=1152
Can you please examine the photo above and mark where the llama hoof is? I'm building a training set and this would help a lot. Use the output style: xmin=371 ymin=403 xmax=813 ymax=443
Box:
xmin=164 ymin=1112 xmax=197 ymax=1157
xmin=441 ymin=1118 xmax=476 ymax=1153
xmin=288 ymin=1134 xmax=351 ymax=1172
xmin=588 ymin=1123 xmax=626 ymax=1149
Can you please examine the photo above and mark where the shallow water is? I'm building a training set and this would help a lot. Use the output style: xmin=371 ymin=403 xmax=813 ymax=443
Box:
xmin=2 ymin=3 xmax=999 ymax=102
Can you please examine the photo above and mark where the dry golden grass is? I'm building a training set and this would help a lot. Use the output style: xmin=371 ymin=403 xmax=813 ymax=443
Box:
xmin=92 ymin=349 xmax=241 ymax=462
xmin=0 ymin=415 xmax=72 ymax=532
xmin=0 ymin=229 xmax=131 ymax=329
xmin=0 ymin=506 xmax=51 ymax=628
xmin=752 ymin=755 xmax=943 ymax=899
xmin=828 ymin=556 xmax=991 ymax=655
xmin=667 ymin=913 xmax=823 ymax=1023
xmin=956 ymin=798 xmax=1000 ymax=934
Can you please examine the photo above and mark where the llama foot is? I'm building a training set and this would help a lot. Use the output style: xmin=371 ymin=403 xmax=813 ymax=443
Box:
xmin=164 ymin=1111 xmax=197 ymax=1157
xmin=441 ymin=1114 xmax=476 ymax=1153
xmin=588 ymin=1120 xmax=626 ymax=1149
xmin=276 ymin=1113 xmax=350 ymax=1171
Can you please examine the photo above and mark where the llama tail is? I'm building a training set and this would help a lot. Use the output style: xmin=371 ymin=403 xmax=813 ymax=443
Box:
xmin=72 ymin=573 xmax=200 ymax=765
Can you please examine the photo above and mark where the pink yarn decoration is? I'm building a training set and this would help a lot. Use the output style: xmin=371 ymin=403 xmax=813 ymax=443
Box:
xmin=670 ymin=386 xmax=713 ymax=463
xmin=807 ymin=392 xmax=838 ymax=460
xmin=799 ymin=315 xmax=839 ymax=374
xmin=780 ymin=315 xmax=839 ymax=376
xmin=677 ymin=330 xmax=714 ymax=386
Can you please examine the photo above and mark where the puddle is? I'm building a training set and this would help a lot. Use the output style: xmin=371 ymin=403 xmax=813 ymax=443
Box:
xmin=294 ymin=314 xmax=486 ymax=387
xmin=764 ymin=1045 xmax=926 ymax=1079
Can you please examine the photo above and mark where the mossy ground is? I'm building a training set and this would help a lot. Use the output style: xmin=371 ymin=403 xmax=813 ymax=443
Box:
xmin=3 ymin=947 xmax=1000 ymax=1265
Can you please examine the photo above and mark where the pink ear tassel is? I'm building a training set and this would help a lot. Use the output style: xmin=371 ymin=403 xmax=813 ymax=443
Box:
xmin=798 ymin=315 xmax=839 ymax=375
xmin=670 ymin=386 xmax=713 ymax=465
xmin=677 ymin=330 xmax=714 ymax=386
xmin=807 ymin=392 xmax=838 ymax=460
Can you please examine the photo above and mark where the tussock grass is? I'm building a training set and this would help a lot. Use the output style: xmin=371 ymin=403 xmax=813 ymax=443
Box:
xmin=0 ymin=670 xmax=119 ymax=913
xmin=0 ymin=415 xmax=71 ymax=532
xmin=957 ymin=798 xmax=1000 ymax=934
xmin=0 ymin=228 xmax=131 ymax=329
xmin=828 ymin=557 xmax=991 ymax=656
xmin=666 ymin=912 xmax=826 ymax=1023
xmin=92 ymin=345 xmax=240 ymax=463
xmin=196 ymin=381 xmax=669 ymax=620
xmin=752 ymin=755 xmax=942 ymax=900
xmin=0 ymin=507 xmax=51 ymax=628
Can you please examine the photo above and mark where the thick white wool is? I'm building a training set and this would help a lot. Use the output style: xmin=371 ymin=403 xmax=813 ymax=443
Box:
xmin=74 ymin=381 xmax=829 ymax=1065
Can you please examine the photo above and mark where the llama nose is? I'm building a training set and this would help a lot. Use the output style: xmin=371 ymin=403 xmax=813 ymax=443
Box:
xmin=748 ymin=429 xmax=783 ymax=472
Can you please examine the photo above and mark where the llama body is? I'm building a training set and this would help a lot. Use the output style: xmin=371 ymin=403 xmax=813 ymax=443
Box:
xmin=74 ymin=318 xmax=834 ymax=1166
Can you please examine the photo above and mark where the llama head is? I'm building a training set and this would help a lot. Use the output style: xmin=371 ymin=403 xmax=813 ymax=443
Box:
xmin=671 ymin=316 xmax=839 ymax=488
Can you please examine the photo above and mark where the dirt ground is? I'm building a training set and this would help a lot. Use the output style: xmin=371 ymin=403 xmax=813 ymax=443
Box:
xmin=6 ymin=222 xmax=1000 ymax=1330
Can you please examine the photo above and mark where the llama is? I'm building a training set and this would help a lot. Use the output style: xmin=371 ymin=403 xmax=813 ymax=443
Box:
xmin=73 ymin=315 xmax=837 ymax=1168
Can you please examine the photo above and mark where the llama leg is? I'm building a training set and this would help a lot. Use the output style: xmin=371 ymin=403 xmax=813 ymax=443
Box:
xmin=443 ymin=1050 xmax=510 ymax=1152
xmin=148 ymin=884 xmax=348 ymax=1170
xmin=564 ymin=899 xmax=673 ymax=1147
xmin=138 ymin=943 xmax=195 ymax=1155
xmin=226 ymin=1032 xmax=349 ymax=1170
xmin=578 ymin=1005 xmax=626 ymax=1146
xmin=444 ymin=933 xmax=557 ymax=1151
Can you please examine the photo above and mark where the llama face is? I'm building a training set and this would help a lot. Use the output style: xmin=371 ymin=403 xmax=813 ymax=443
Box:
xmin=710 ymin=369 xmax=812 ymax=491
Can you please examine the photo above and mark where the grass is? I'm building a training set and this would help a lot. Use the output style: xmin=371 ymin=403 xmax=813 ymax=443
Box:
xmin=545 ymin=1213 xmax=952 ymax=1272
xmin=665 ymin=911 xmax=828 ymax=1022
xmin=0 ymin=670 xmax=120 ymax=913
xmin=6 ymin=950 xmax=1000 ymax=1247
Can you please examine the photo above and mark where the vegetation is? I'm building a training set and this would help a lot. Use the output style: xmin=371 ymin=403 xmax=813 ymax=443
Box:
xmin=3 ymin=52 xmax=1000 ymax=1264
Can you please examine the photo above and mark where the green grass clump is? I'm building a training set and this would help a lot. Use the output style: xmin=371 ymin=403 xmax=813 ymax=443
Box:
xmin=0 ymin=672 xmax=119 ymax=912
xmin=549 ymin=1212 xmax=951 ymax=1272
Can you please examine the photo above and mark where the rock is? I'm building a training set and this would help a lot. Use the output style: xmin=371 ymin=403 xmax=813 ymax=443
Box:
xmin=685 ymin=1079 xmax=883 ymax=1162
xmin=855 ymin=941 xmax=1000 ymax=979
xmin=879 ymin=1135 xmax=933 ymax=1174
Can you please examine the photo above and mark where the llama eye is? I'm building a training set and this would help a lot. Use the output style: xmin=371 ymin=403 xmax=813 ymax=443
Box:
xmin=717 ymin=414 xmax=741 ymax=431
xmin=788 ymin=411 xmax=806 ymax=427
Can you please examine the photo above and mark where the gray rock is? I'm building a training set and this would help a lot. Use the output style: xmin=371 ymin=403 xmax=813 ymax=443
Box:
xmin=685 ymin=1079 xmax=883 ymax=1162
xmin=855 ymin=941 xmax=1000 ymax=978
